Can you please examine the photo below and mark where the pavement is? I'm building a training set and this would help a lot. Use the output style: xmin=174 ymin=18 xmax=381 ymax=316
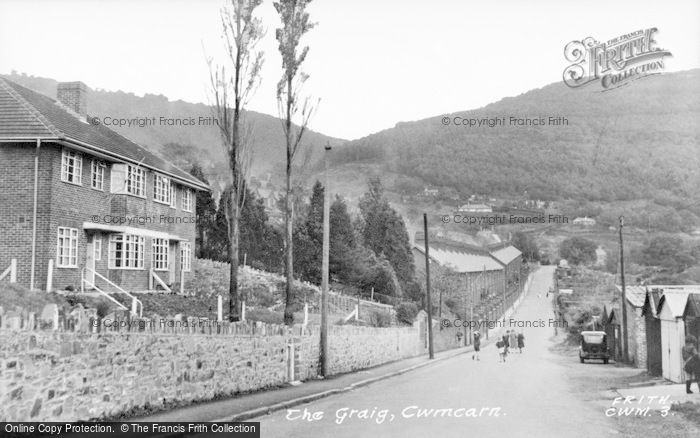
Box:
xmin=247 ymin=265 xmax=623 ymax=437
xmin=615 ymin=383 xmax=700 ymax=410
xmin=134 ymin=271 xmax=537 ymax=426
xmin=133 ymin=332 xmax=476 ymax=424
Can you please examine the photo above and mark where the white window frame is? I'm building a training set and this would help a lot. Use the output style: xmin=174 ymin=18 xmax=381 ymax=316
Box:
xmin=61 ymin=150 xmax=82 ymax=185
xmin=182 ymin=188 xmax=193 ymax=212
xmin=152 ymin=238 xmax=170 ymax=271
xmin=91 ymin=160 xmax=105 ymax=191
xmin=108 ymin=234 xmax=145 ymax=269
xmin=153 ymin=174 xmax=171 ymax=205
xmin=94 ymin=237 xmax=102 ymax=261
xmin=57 ymin=227 xmax=79 ymax=268
xmin=180 ymin=242 xmax=192 ymax=272
xmin=126 ymin=165 xmax=146 ymax=198
xmin=170 ymin=181 xmax=177 ymax=208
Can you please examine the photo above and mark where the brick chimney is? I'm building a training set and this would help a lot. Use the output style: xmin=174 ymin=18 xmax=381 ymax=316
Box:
xmin=57 ymin=81 xmax=88 ymax=119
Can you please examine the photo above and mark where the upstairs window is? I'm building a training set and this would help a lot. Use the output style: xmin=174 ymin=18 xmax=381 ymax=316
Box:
xmin=91 ymin=160 xmax=105 ymax=191
xmin=126 ymin=165 xmax=146 ymax=197
xmin=153 ymin=175 xmax=171 ymax=204
xmin=182 ymin=188 xmax=193 ymax=212
xmin=61 ymin=150 xmax=82 ymax=185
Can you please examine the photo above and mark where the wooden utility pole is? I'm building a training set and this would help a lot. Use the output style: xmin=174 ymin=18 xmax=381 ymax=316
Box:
xmin=423 ymin=213 xmax=435 ymax=359
xmin=320 ymin=143 xmax=332 ymax=376
xmin=465 ymin=274 xmax=470 ymax=346
xmin=619 ymin=216 xmax=629 ymax=363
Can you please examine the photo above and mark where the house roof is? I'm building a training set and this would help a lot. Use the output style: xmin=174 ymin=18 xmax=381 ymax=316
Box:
xmin=0 ymin=78 xmax=208 ymax=191
xmin=684 ymin=293 xmax=700 ymax=318
xmin=657 ymin=293 xmax=693 ymax=319
xmin=414 ymin=245 xmax=503 ymax=273
xmin=619 ymin=285 xmax=700 ymax=311
xmin=490 ymin=245 xmax=522 ymax=265
xmin=642 ymin=289 xmax=662 ymax=317
xmin=617 ymin=285 xmax=647 ymax=308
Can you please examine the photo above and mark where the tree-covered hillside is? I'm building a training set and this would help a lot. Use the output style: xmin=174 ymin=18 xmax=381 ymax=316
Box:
xmin=331 ymin=70 xmax=700 ymax=211
xmin=2 ymin=71 xmax=344 ymax=185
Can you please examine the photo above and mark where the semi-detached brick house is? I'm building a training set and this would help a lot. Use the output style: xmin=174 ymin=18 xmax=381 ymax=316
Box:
xmin=0 ymin=78 xmax=209 ymax=293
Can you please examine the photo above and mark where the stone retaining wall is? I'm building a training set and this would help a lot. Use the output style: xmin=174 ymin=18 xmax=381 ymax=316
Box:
xmin=0 ymin=310 xmax=434 ymax=422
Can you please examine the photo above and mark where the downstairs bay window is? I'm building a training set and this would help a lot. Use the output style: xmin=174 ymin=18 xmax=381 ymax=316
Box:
xmin=108 ymin=234 xmax=145 ymax=269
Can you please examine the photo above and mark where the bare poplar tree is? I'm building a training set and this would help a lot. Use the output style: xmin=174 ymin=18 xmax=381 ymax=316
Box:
xmin=274 ymin=0 xmax=317 ymax=326
xmin=207 ymin=0 xmax=264 ymax=322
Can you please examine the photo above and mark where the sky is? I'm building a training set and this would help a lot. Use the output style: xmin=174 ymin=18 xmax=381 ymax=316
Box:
xmin=0 ymin=0 xmax=698 ymax=140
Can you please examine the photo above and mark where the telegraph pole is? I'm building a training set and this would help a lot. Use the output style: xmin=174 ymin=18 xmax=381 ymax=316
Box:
xmin=619 ymin=216 xmax=629 ymax=363
xmin=465 ymin=274 xmax=470 ymax=346
xmin=423 ymin=213 xmax=435 ymax=359
xmin=320 ymin=143 xmax=332 ymax=376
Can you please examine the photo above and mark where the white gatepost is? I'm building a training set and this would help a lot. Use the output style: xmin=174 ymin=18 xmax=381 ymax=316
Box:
xmin=52 ymin=306 xmax=59 ymax=331
xmin=241 ymin=301 xmax=246 ymax=321
xmin=131 ymin=297 xmax=138 ymax=316
xmin=10 ymin=258 xmax=17 ymax=283
xmin=303 ymin=303 xmax=309 ymax=326
xmin=287 ymin=343 xmax=295 ymax=382
xmin=217 ymin=295 xmax=223 ymax=322
xmin=45 ymin=259 xmax=53 ymax=291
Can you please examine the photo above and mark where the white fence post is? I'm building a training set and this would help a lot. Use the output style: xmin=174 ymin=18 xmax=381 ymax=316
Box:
xmin=45 ymin=259 xmax=53 ymax=291
xmin=241 ymin=301 xmax=246 ymax=322
xmin=287 ymin=343 xmax=295 ymax=382
xmin=10 ymin=258 xmax=17 ymax=283
xmin=303 ymin=303 xmax=308 ymax=326
xmin=217 ymin=295 xmax=223 ymax=322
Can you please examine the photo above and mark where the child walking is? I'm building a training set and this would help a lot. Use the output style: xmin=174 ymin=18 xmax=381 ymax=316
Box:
xmin=496 ymin=338 xmax=506 ymax=362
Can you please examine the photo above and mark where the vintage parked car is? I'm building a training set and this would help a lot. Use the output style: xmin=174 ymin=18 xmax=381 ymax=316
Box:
xmin=579 ymin=331 xmax=610 ymax=364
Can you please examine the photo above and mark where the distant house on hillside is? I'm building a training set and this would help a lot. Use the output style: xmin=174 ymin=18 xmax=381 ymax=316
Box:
xmin=458 ymin=203 xmax=492 ymax=213
xmin=254 ymin=186 xmax=280 ymax=210
xmin=573 ymin=217 xmax=596 ymax=226
xmin=422 ymin=187 xmax=439 ymax=197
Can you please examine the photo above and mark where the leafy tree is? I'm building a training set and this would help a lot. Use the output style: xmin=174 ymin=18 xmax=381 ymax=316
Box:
xmin=395 ymin=302 xmax=419 ymax=325
xmin=641 ymin=236 xmax=696 ymax=272
xmin=329 ymin=195 xmax=358 ymax=282
xmin=512 ymin=231 xmax=540 ymax=262
xmin=239 ymin=189 xmax=284 ymax=273
xmin=274 ymin=0 xmax=317 ymax=325
xmin=190 ymin=165 xmax=217 ymax=259
xmin=559 ymin=237 xmax=597 ymax=265
xmin=359 ymin=178 xmax=415 ymax=292
xmin=210 ymin=189 xmax=284 ymax=274
xmin=207 ymin=0 xmax=265 ymax=321
xmin=293 ymin=181 xmax=324 ymax=284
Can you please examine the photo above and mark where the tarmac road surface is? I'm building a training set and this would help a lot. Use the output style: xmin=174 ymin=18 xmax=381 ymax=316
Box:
xmin=252 ymin=266 xmax=619 ymax=438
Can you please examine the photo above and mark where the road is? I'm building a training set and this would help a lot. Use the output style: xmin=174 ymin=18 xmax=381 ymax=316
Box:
xmin=253 ymin=266 xmax=619 ymax=438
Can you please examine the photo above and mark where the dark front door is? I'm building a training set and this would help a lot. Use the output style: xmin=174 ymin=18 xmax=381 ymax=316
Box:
xmin=645 ymin=313 xmax=662 ymax=376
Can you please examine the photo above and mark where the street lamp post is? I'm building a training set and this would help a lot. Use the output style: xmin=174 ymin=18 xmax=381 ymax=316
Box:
xmin=320 ymin=143 xmax=332 ymax=377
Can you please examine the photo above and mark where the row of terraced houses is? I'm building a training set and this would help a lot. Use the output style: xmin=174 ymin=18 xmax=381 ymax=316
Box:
xmin=0 ymin=78 xmax=209 ymax=294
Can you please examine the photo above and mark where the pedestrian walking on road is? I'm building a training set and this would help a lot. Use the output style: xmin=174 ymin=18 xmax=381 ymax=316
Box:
xmin=503 ymin=330 xmax=510 ymax=355
xmin=472 ymin=330 xmax=481 ymax=361
xmin=682 ymin=335 xmax=700 ymax=394
xmin=509 ymin=330 xmax=518 ymax=353
xmin=517 ymin=331 xmax=525 ymax=353
xmin=496 ymin=338 xmax=506 ymax=362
